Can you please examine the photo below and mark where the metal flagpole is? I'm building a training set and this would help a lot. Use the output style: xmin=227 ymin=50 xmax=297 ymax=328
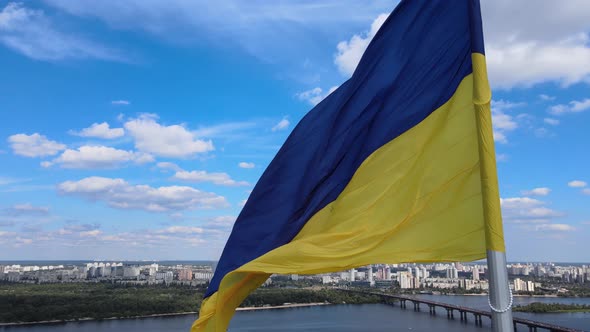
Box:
xmin=487 ymin=250 xmax=514 ymax=331
xmin=472 ymin=46 xmax=514 ymax=329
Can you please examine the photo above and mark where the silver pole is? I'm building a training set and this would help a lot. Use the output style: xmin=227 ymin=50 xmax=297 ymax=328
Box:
xmin=487 ymin=250 xmax=514 ymax=331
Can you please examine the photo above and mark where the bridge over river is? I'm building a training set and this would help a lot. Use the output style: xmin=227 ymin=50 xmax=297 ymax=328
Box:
xmin=338 ymin=289 xmax=585 ymax=332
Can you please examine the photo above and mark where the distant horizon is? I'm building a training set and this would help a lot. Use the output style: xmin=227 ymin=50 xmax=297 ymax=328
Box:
xmin=1 ymin=259 xmax=588 ymax=265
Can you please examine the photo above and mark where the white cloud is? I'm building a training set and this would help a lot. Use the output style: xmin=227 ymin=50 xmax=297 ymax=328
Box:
xmin=481 ymin=0 xmax=590 ymax=88
xmin=296 ymin=86 xmax=338 ymax=106
xmin=124 ymin=114 xmax=214 ymax=158
xmin=0 ymin=3 xmax=125 ymax=62
xmin=156 ymin=162 xmax=182 ymax=172
xmin=549 ymin=98 xmax=590 ymax=115
xmin=496 ymin=154 xmax=508 ymax=162
xmin=79 ymin=230 xmax=102 ymax=237
xmin=238 ymin=162 xmax=255 ymax=169
xmin=8 ymin=133 xmax=65 ymax=157
xmin=58 ymin=176 xmax=228 ymax=212
xmin=501 ymin=197 xmax=563 ymax=223
xmin=193 ymin=121 xmax=256 ymax=140
xmin=521 ymin=187 xmax=551 ymax=196
xmin=334 ymin=13 xmax=388 ymax=76
xmin=534 ymin=224 xmax=575 ymax=232
xmin=582 ymin=188 xmax=590 ymax=195
xmin=543 ymin=118 xmax=559 ymax=126
xmin=272 ymin=118 xmax=290 ymax=132
xmin=111 ymin=100 xmax=130 ymax=105
xmin=485 ymin=38 xmax=590 ymax=88
xmin=2 ymin=203 xmax=49 ymax=216
xmin=70 ymin=122 xmax=124 ymax=139
xmin=491 ymin=100 xmax=522 ymax=144
xmin=174 ymin=170 xmax=249 ymax=187
xmin=156 ymin=226 xmax=204 ymax=235
xmin=539 ymin=94 xmax=555 ymax=101
xmin=43 ymin=146 xmax=154 ymax=169
xmin=568 ymin=180 xmax=587 ymax=188
xmin=14 ymin=237 xmax=33 ymax=246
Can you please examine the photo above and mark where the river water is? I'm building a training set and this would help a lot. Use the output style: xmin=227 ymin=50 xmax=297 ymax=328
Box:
xmin=1 ymin=295 xmax=588 ymax=331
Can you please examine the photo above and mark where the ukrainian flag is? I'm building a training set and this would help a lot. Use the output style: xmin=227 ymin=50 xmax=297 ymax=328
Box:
xmin=192 ymin=1 xmax=504 ymax=330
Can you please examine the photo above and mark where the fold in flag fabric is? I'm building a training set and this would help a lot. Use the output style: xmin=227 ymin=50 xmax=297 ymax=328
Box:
xmin=192 ymin=1 xmax=505 ymax=330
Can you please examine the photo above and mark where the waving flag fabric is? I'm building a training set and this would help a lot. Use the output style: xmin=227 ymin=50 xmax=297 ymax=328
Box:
xmin=192 ymin=1 xmax=504 ymax=331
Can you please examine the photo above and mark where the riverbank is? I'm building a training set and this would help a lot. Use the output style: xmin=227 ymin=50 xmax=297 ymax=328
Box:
xmin=237 ymin=302 xmax=331 ymax=311
xmin=513 ymin=302 xmax=590 ymax=314
xmin=0 ymin=312 xmax=198 ymax=327
xmin=0 ymin=303 xmax=334 ymax=327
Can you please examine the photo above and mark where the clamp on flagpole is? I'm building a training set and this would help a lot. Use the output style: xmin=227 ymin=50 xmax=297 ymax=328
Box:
xmin=488 ymin=287 xmax=513 ymax=313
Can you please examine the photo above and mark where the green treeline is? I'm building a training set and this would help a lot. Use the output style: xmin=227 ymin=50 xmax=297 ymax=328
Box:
xmin=0 ymin=283 xmax=384 ymax=324
xmin=241 ymin=289 xmax=381 ymax=307
xmin=0 ymin=282 xmax=204 ymax=323
xmin=513 ymin=302 xmax=590 ymax=313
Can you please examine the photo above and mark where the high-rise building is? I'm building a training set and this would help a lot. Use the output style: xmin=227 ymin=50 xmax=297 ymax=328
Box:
xmin=413 ymin=267 xmax=421 ymax=279
xmin=513 ymin=278 xmax=527 ymax=292
xmin=123 ymin=266 xmax=140 ymax=278
xmin=446 ymin=266 xmax=458 ymax=279
xmin=420 ymin=267 xmax=429 ymax=279
xmin=385 ymin=267 xmax=392 ymax=280
xmin=472 ymin=267 xmax=479 ymax=281
xmin=178 ymin=269 xmax=193 ymax=281
xmin=349 ymin=269 xmax=356 ymax=282
xmin=149 ymin=264 xmax=159 ymax=276
xmin=398 ymin=272 xmax=412 ymax=289
xmin=367 ymin=265 xmax=374 ymax=286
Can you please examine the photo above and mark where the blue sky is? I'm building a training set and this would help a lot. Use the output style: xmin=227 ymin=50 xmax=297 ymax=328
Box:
xmin=0 ymin=1 xmax=589 ymax=262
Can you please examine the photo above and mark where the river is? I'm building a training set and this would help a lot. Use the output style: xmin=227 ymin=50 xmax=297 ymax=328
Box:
xmin=1 ymin=295 xmax=588 ymax=331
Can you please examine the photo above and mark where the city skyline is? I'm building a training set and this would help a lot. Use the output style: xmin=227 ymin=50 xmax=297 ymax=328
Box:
xmin=1 ymin=0 xmax=589 ymax=262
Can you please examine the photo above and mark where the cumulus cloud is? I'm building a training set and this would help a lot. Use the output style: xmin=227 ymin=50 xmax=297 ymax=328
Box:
xmin=174 ymin=170 xmax=249 ymax=187
xmin=490 ymin=100 xmax=522 ymax=144
xmin=42 ymin=146 xmax=154 ymax=169
xmin=124 ymin=114 xmax=214 ymax=158
xmin=534 ymin=224 xmax=575 ymax=232
xmin=79 ymin=229 xmax=102 ymax=237
xmin=238 ymin=162 xmax=255 ymax=169
xmin=543 ymin=118 xmax=559 ymax=126
xmin=501 ymin=197 xmax=564 ymax=223
xmin=496 ymin=154 xmax=508 ymax=162
xmin=111 ymin=100 xmax=130 ymax=105
xmin=539 ymin=94 xmax=555 ymax=101
xmin=156 ymin=226 xmax=204 ymax=235
xmin=549 ymin=98 xmax=590 ymax=115
xmin=58 ymin=176 xmax=228 ymax=212
xmin=485 ymin=37 xmax=590 ymax=88
xmin=568 ymin=180 xmax=587 ymax=188
xmin=521 ymin=187 xmax=551 ymax=196
xmin=272 ymin=118 xmax=290 ymax=132
xmin=334 ymin=13 xmax=388 ymax=76
xmin=296 ymin=86 xmax=339 ymax=106
xmin=8 ymin=133 xmax=65 ymax=157
xmin=481 ymin=0 xmax=590 ymax=88
xmin=156 ymin=162 xmax=182 ymax=172
xmin=70 ymin=122 xmax=124 ymax=139
xmin=0 ymin=2 xmax=125 ymax=62
xmin=2 ymin=203 xmax=49 ymax=216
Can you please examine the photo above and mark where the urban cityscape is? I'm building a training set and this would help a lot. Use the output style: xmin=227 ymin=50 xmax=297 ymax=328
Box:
xmin=2 ymin=261 xmax=588 ymax=295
